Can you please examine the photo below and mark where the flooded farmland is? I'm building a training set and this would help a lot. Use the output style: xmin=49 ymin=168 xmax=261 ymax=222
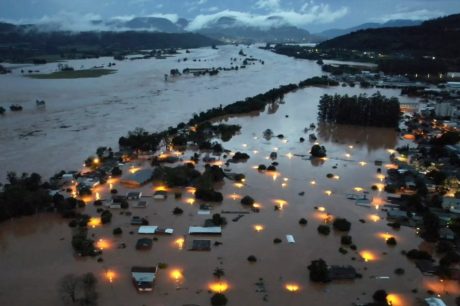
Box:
xmin=0 ymin=46 xmax=456 ymax=306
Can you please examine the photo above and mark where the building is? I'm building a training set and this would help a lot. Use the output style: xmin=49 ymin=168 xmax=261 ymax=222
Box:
xmin=434 ymin=102 xmax=454 ymax=117
xmin=446 ymin=82 xmax=460 ymax=89
xmin=439 ymin=227 xmax=455 ymax=240
xmin=425 ymin=297 xmax=447 ymax=306
xmin=127 ymin=191 xmax=142 ymax=200
xmin=441 ymin=196 xmax=460 ymax=212
xmin=190 ymin=240 xmax=211 ymax=251
xmin=136 ymin=238 xmax=153 ymax=250
xmin=188 ymin=226 xmax=222 ymax=235
xmin=121 ymin=169 xmax=154 ymax=187
xmin=327 ymin=266 xmax=358 ymax=280
xmin=131 ymin=266 xmax=157 ymax=292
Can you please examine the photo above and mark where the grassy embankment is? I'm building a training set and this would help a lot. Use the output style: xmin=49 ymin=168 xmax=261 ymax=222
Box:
xmin=28 ymin=69 xmax=116 ymax=79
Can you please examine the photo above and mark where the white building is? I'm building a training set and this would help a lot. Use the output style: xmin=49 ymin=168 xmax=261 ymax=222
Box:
xmin=434 ymin=102 xmax=455 ymax=117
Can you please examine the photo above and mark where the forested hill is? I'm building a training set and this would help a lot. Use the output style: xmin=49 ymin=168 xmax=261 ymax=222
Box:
xmin=317 ymin=14 xmax=460 ymax=59
xmin=0 ymin=22 xmax=220 ymax=62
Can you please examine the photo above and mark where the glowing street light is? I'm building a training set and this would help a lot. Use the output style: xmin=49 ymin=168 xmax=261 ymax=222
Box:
xmin=285 ymin=283 xmax=300 ymax=292
xmin=254 ymin=224 xmax=264 ymax=232
xmin=175 ymin=237 xmax=185 ymax=250
xmin=209 ymin=281 xmax=229 ymax=293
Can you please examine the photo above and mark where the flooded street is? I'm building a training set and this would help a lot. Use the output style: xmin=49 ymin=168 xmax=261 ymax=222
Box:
xmin=1 ymin=59 xmax=457 ymax=306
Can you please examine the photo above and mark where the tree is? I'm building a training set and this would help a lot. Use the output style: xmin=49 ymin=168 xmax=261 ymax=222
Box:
xmin=58 ymin=274 xmax=80 ymax=304
xmin=308 ymin=259 xmax=329 ymax=282
xmin=211 ymin=213 xmax=226 ymax=226
xmin=58 ymin=273 xmax=98 ymax=306
xmin=213 ymin=267 xmax=225 ymax=279
xmin=421 ymin=212 xmax=440 ymax=242
xmin=211 ymin=293 xmax=228 ymax=306
xmin=310 ymin=145 xmax=327 ymax=158
xmin=317 ymin=225 xmax=331 ymax=235
xmin=372 ymin=290 xmax=388 ymax=303
xmin=333 ymin=218 xmax=351 ymax=231
xmin=240 ymin=195 xmax=255 ymax=206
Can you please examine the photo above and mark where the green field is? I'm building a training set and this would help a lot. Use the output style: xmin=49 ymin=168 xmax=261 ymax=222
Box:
xmin=28 ymin=69 xmax=116 ymax=79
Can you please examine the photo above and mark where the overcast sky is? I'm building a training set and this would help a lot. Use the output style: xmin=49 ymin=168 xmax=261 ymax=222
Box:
xmin=1 ymin=0 xmax=458 ymax=32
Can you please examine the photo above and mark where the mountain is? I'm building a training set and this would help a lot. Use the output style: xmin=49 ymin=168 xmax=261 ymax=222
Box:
xmin=317 ymin=19 xmax=422 ymax=39
xmin=0 ymin=21 xmax=220 ymax=63
xmin=196 ymin=16 xmax=312 ymax=43
xmin=318 ymin=14 xmax=460 ymax=59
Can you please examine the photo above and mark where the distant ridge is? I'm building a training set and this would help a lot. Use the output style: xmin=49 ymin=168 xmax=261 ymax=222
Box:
xmin=0 ymin=21 xmax=220 ymax=62
xmin=316 ymin=19 xmax=422 ymax=39
xmin=317 ymin=14 xmax=460 ymax=59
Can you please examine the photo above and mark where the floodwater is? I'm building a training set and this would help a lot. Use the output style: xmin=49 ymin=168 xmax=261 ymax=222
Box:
xmin=1 ymin=46 xmax=454 ymax=306
xmin=0 ymin=45 xmax=322 ymax=182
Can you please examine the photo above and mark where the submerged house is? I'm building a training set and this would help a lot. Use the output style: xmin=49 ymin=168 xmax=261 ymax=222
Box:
xmin=188 ymin=226 xmax=222 ymax=235
xmin=121 ymin=169 xmax=154 ymax=187
xmin=327 ymin=265 xmax=358 ymax=281
xmin=136 ymin=238 xmax=153 ymax=250
xmin=131 ymin=266 xmax=157 ymax=292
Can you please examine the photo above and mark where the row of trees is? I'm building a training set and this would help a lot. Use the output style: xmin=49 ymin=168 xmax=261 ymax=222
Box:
xmin=119 ymin=76 xmax=338 ymax=152
xmin=317 ymin=92 xmax=400 ymax=128
xmin=0 ymin=172 xmax=52 ymax=221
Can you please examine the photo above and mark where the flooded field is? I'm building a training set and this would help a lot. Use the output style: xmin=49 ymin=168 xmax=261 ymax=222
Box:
xmin=0 ymin=45 xmax=324 ymax=182
xmin=1 ymin=69 xmax=457 ymax=306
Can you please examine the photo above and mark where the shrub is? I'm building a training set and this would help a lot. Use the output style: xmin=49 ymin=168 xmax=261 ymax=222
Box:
xmin=231 ymin=152 xmax=250 ymax=162
xmin=299 ymin=218 xmax=308 ymax=225
xmin=247 ymin=255 xmax=257 ymax=262
xmin=339 ymin=247 xmax=348 ymax=254
xmin=317 ymin=225 xmax=330 ymax=235
xmin=333 ymin=218 xmax=351 ymax=232
xmin=211 ymin=293 xmax=228 ymax=306
xmin=258 ymin=164 xmax=267 ymax=171
xmin=386 ymin=237 xmax=397 ymax=246
xmin=406 ymin=249 xmax=432 ymax=260
xmin=273 ymin=238 xmax=282 ymax=244
xmin=341 ymin=235 xmax=353 ymax=245
xmin=158 ymin=263 xmax=168 ymax=269
xmin=113 ymin=227 xmax=122 ymax=235
xmin=173 ymin=207 xmax=183 ymax=215
xmin=195 ymin=188 xmax=223 ymax=202
xmin=211 ymin=213 xmax=227 ymax=226
xmin=372 ymin=290 xmax=388 ymax=303
xmin=101 ymin=210 xmax=112 ymax=224
xmin=240 ymin=195 xmax=255 ymax=206
xmin=394 ymin=268 xmax=405 ymax=275
xmin=111 ymin=166 xmax=122 ymax=177
xmin=93 ymin=200 xmax=103 ymax=206
xmin=267 ymin=165 xmax=277 ymax=171
xmin=308 ymin=259 xmax=329 ymax=282
xmin=310 ymin=145 xmax=327 ymax=157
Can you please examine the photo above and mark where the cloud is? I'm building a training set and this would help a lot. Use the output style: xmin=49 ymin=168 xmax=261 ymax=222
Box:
xmin=197 ymin=0 xmax=208 ymax=4
xmin=186 ymin=5 xmax=348 ymax=31
xmin=379 ymin=9 xmax=445 ymax=21
xmin=146 ymin=13 xmax=179 ymax=23
xmin=25 ymin=12 xmax=105 ymax=31
xmin=255 ymin=0 xmax=281 ymax=10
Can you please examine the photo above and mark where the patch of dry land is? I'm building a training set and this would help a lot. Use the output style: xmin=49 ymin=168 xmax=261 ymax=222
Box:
xmin=1 ymin=83 xmax=459 ymax=306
